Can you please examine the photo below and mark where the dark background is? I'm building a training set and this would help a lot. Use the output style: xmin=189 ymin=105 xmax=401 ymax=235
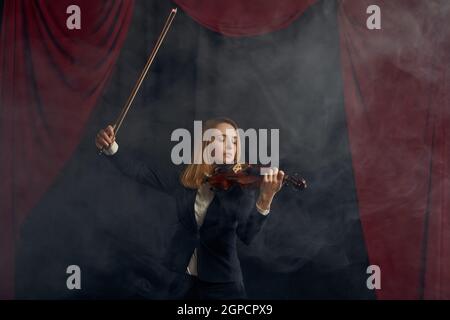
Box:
xmin=14 ymin=0 xmax=374 ymax=299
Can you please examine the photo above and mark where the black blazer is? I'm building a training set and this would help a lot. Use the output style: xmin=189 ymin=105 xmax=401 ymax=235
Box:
xmin=104 ymin=145 xmax=269 ymax=283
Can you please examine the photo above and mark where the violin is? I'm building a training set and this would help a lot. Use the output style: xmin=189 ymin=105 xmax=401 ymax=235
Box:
xmin=204 ymin=163 xmax=307 ymax=192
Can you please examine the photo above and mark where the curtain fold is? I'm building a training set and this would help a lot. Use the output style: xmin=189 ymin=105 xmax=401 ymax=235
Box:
xmin=338 ymin=0 xmax=450 ymax=299
xmin=173 ymin=0 xmax=317 ymax=37
xmin=0 ymin=0 xmax=134 ymax=299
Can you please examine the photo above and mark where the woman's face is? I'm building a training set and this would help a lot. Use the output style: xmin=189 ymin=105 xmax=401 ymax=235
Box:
xmin=210 ymin=122 xmax=238 ymax=164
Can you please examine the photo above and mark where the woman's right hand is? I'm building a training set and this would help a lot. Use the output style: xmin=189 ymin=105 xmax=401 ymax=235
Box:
xmin=95 ymin=125 xmax=116 ymax=150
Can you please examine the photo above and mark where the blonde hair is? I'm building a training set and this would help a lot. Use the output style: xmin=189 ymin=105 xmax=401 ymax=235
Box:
xmin=180 ymin=117 xmax=242 ymax=189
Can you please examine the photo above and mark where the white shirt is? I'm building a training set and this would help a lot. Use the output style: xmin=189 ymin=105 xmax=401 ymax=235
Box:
xmin=104 ymin=142 xmax=270 ymax=277
xmin=186 ymin=183 xmax=215 ymax=276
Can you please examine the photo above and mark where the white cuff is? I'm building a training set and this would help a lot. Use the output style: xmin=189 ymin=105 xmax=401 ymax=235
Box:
xmin=256 ymin=202 xmax=270 ymax=216
xmin=103 ymin=141 xmax=119 ymax=156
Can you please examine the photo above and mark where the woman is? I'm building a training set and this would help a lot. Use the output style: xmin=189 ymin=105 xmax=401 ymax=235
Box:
xmin=95 ymin=117 xmax=284 ymax=299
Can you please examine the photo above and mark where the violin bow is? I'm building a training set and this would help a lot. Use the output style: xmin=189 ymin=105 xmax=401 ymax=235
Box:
xmin=98 ymin=8 xmax=178 ymax=155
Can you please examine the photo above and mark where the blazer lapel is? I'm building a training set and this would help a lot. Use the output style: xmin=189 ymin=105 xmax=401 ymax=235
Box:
xmin=178 ymin=188 xmax=199 ymax=234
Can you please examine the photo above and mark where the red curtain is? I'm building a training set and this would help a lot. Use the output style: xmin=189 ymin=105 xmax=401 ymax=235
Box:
xmin=0 ymin=0 xmax=134 ymax=299
xmin=339 ymin=0 xmax=450 ymax=299
xmin=174 ymin=0 xmax=317 ymax=37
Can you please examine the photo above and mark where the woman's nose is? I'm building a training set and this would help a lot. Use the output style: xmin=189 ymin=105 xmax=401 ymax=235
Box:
xmin=225 ymin=140 xmax=233 ymax=150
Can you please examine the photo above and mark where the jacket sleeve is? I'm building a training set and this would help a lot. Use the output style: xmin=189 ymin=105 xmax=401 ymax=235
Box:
xmin=102 ymin=142 xmax=179 ymax=196
xmin=236 ymin=189 xmax=270 ymax=245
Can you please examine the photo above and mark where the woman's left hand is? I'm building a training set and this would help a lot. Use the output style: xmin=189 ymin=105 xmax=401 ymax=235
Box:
xmin=257 ymin=167 xmax=284 ymax=211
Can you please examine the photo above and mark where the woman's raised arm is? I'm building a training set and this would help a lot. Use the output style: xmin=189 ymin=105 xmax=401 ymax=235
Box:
xmin=96 ymin=125 xmax=178 ymax=195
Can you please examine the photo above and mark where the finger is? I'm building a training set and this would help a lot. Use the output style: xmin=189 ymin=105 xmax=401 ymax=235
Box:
xmin=106 ymin=129 xmax=116 ymax=142
xmin=98 ymin=137 xmax=110 ymax=148
xmin=106 ymin=125 xmax=115 ymax=138
xmin=278 ymin=170 xmax=285 ymax=180
xmin=101 ymin=131 xmax=112 ymax=144
xmin=267 ymin=168 xmax=274 ymax=183
xmin=101 ymin=130 xmax=112 ymax=143
xmin=272 ymin=167 xmax=279 ymax=183
xmin=263 ymin=171 xmax=270 ymax=183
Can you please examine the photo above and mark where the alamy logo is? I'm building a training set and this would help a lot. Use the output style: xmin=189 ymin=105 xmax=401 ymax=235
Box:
xmin=66 ymin=265 xmax=81 ymax=290
xmin=66 ymin=5 xmax=81 ymax=30
xmin=366 ymin=265 xmax=381 ymax=290
xmin=366 ymin=5 xmax=381 ymax=30
xmin=170 ymin=121 xmax=279 ymax=174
